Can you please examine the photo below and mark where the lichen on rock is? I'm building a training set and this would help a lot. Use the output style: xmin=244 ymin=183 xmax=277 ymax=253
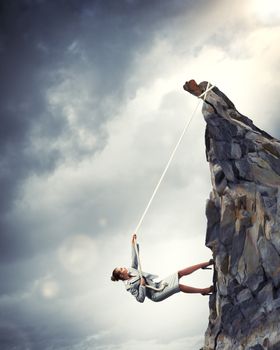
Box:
xmin=184 ymin=80 xmax=280 ymax=350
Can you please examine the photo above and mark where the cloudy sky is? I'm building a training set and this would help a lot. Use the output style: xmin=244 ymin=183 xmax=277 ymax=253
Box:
xmin=0 ymin=0 xmax=280 ymax=349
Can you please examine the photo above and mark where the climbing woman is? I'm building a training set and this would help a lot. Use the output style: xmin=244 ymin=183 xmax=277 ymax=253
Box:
xmin=111 ymin=234 xmax=214 ymax=303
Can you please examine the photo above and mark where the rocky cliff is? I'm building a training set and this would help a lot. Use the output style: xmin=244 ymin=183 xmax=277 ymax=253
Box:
xmin=184 ymin=80 xmax=280 ymax=350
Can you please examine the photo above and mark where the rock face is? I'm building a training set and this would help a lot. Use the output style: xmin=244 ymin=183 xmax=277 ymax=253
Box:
xmin=184 ymin=80 xmax=280 ymax=350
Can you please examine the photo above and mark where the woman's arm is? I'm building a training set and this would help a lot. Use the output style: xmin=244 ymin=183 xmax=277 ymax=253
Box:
xmin=131 ymin=234 xmax=139 ymax=269
xmin=129 ymin=278 xmax=146 ymax=303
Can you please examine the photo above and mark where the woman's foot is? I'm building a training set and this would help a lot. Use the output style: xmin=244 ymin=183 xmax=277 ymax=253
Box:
xmin=201 ymin=285 xmax=214 ymax=296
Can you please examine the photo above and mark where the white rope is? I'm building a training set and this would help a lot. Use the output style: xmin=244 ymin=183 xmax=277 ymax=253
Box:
xmin=134 ymin=82 xmax=214 ymax=235
xmin=199 ymin=83 xmax=214 ymax=100
xmin=133 ymin=82 xmax=214 ymax=292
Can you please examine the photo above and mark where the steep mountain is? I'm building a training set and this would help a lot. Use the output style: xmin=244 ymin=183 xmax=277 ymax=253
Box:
xmin=184 ymin=80 xmax=280 ymax=350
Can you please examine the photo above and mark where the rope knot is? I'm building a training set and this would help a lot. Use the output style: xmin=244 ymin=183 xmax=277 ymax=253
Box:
xmin=198 ymin=82 xmax=214 ymax=100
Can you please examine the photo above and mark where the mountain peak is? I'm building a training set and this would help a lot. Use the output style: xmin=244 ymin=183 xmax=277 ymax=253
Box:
xmin=184 ymin=80 xmax=280 ymax=349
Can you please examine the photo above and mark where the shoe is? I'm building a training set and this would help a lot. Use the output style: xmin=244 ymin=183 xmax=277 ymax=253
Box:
xmin=201 ymin=285 xmax=214 ymax=296
xmin=201 ymin=259 xmax=214 ymax=270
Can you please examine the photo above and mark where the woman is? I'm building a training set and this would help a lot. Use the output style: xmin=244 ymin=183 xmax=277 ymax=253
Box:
xmin=111 ymin=234 xmax=214 ymax=303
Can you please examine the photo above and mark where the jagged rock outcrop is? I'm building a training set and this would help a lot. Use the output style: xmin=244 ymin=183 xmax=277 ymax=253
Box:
xmin=184 ymin=80 xmax=280 ymax=350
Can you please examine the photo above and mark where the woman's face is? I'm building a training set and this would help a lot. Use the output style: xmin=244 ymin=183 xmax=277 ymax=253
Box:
xmin=116 ymin=267 xmax=129 ymax=280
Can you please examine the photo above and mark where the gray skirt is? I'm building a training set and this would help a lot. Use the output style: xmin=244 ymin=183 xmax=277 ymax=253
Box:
xmin=147 ymin=272 xmax=180 ymax=302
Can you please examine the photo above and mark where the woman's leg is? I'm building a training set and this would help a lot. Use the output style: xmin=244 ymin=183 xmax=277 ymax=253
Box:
xmin=179 ymin=284 xmax=213 ymax=294
xmin=178 ymin=260 xmax=213 ymax=279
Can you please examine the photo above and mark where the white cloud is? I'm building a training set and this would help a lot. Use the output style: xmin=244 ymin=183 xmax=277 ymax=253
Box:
xmin=250 ymin=0 xmax=280 ymax=25
xmin=67 ymin=334 xmax=204 ymax=350
xmin=58 ymin=235 xmax=98 ymax=275
xmin=38 ymin=277 xmax=60 ymax=299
